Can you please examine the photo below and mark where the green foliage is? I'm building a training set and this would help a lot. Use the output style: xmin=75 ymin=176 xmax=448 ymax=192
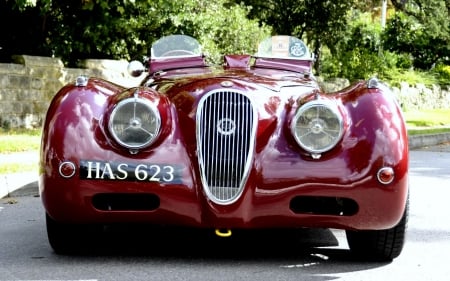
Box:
xmin=165 ymin=0 xmax=271 ymax=64
xmin=319 ymin=8 xmax=450 ymax=86
xmin=239 ymin=0 xmax=358 ymax=73
xmin=394 ymin=53 xmax=413 ymax=69
xmin=321 ymin=48 xmax=385 ymax=81
xmin=0 ymin=0 xmax=270 ymax=66
xmin=432 ymin=64 xmax=450 ymax=86
xmin=320 ymin=12 xmax=393 ymax=81
xmin=240 ymin=0 xmax=356 ymax=40
xmin=42 ymin=0 xmax=160 ymax=65
xmin=382 ymin=69 xmax=438 ymax=87
xmin=383 ymin=1 xmax=450 ymax=70
xmin=2 ymin=0 xmax=450 ymax=89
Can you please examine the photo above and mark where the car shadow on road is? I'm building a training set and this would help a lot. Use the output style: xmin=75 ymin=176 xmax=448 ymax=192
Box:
xmin=59 ymin=224 xmax=390 ymax=268
xmin=45 ymin=224 xmax=391 ymax=281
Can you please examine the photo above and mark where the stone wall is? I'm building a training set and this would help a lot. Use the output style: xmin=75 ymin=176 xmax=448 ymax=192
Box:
xmin=0 ymin=55 xmax=142 ymax=129
xmin=319 ymin=78 xmax=450 ymax=111
xmin=392 ymin=82 xmax=450 ymax=110
xmin=0 ymin=55 xmax=449 ymax=129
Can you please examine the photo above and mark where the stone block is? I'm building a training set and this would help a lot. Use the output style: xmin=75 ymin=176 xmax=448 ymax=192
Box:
xmin=12 ymin=55 xmax=64 ymax=68
xmin=31 ymin=77 xmax=44 ymax=89
xmin=8 ymin=75 xmax=31 ymax=89
xmin=0 ymin=63 xmax=26 ymax=75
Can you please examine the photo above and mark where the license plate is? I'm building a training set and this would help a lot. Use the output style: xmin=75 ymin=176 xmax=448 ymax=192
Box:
xmin=79 ymin=160 xmax=183 ymax=183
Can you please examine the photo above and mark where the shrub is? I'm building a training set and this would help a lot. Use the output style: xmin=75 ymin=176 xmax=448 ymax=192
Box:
xmin=432 ymin=63 xmax=450 ymax=85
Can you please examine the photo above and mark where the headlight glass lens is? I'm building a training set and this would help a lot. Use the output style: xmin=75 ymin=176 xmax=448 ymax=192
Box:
xmin=291 ymin=100 xmax=343 ymax=153
xmin=109 ymin=98 xmax=161 ymax=149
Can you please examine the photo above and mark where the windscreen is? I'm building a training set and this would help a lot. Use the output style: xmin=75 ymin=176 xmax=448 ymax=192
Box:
xmin=151 ymin=35 xmax=202 ymax=58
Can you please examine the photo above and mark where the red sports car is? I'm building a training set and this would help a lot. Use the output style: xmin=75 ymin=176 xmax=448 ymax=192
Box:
xmin=39 ymin=35 xmax=409 ymax=260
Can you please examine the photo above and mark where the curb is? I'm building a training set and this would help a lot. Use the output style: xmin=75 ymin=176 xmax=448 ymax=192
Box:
xmin=0 ymin=172 xmax=39 ymax=199
xmin=408 ymin=132 xmax=450 ymax=149
xmin=2 ymin=132 xmax=450 ymax=199
xmin=0 ymin=151 xmax=39 ymax=199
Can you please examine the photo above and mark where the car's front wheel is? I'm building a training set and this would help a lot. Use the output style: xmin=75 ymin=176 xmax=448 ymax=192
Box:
xmin=46 ymin=213 xmax=99 ymax=254
xmin=345 ymin=197 xmax=409 ymax=261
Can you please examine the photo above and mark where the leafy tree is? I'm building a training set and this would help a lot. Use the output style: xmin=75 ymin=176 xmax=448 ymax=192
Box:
xmin=167 ymin=0 xmax=271 ymax=63
xmin=236 ymin=0 xmax=358 ymax=73
xmin=320 ymin=11 xmax=395 ymax=81
xmin=384 ymin=0 xmax=450 ymax=69
xmin=40 ymin=0 xmax=172 ymax=65
xmin=0 ymin=0 xmax=45 ymax=62
xmin=0 ymin=0 xmax=270 ymax=66
xmin=0 ymin=0 xmax=151 ymax=64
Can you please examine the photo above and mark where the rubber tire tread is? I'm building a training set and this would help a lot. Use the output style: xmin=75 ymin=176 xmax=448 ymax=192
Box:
xmin=346 ymin=196 xmax=409 ymax=261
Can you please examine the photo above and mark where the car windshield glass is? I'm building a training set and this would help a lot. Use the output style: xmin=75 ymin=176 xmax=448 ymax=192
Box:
xmin=257 ymin=36 xmax=310 ymax=60
xmin=151 ymin=35 xmax=202 ymax=58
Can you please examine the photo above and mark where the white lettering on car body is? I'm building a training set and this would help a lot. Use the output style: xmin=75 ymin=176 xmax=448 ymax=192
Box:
xmin=80 ymin=160 xmax=180 ymax=183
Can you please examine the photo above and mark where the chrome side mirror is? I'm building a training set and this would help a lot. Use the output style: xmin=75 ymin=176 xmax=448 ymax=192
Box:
xmin=127 ymin=60 xmax=146 ymax=77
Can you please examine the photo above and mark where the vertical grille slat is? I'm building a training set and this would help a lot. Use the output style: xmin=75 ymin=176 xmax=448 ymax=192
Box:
xmin=197 ymin=90 xmax=256 ymax=204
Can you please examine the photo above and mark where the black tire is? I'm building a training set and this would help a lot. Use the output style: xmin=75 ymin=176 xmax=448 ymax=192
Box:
xmin=346 ymin=196 xmax=409 ymax=262
xmin=46 ymin=213 xmax=99 ymax=254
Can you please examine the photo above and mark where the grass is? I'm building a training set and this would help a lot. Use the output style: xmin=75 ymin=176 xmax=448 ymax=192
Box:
xmin=403 ymin=108 xmax=450 ymax=135
xmin=0 ymin=134 xmax=41 ymax=153
xmin=403 ymin=109 xmax=450 ymax=128
xmin=0 ymin=163 xmax=37 ymax=174
xmin=0 ymin=129 xmax=40 ymax=174
xmin=408 ymin=127 xmax=450 ymax=136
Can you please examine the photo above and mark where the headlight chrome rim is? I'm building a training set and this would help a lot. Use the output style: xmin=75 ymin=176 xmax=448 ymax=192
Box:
xmin=291 ymin=100 xmax=344 ymax=154
xmin=108 ymin=97 xmax=161 ymax=150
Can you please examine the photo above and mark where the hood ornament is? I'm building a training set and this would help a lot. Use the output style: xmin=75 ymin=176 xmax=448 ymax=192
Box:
xmin=221 ymin=81 xmax=234 ymax=87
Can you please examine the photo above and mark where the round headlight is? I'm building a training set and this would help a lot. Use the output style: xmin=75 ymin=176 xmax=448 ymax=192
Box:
xmin=109 ymin=97 xmax=161 ymax=150
xmin=291 ymin=100 xmax=344 ymax=154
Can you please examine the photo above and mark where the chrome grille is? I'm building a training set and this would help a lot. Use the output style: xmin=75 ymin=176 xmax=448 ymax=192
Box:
xmin=197 ymin=90 xmax=256 ymax=204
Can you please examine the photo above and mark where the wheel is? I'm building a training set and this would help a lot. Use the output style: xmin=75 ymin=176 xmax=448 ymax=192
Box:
xmin=46 ymin=213 xmax=99 ymax=254
xmin=346 ymin=196 xmax=409 ymax=261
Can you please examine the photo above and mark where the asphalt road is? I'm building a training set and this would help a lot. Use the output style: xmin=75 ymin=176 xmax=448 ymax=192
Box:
xmin=0 ymin=146 xmax=449 ymax=281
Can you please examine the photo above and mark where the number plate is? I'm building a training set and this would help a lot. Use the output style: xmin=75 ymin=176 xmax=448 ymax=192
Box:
xmin=79 ymin=160 xmax=183 ymax=183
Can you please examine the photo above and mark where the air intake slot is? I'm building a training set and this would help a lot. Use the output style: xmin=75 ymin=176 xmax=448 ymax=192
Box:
xmin=197 ymin=90 xmax=256 ymax=204
xmin=290 ymin=196 xmax=358 ymax=216
xmin=92 ymin=193 xmax=160 ymax=211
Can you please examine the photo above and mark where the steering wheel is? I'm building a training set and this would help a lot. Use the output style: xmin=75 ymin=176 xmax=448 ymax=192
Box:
xmin=160 ymin=50 xmax=196 ymax=57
